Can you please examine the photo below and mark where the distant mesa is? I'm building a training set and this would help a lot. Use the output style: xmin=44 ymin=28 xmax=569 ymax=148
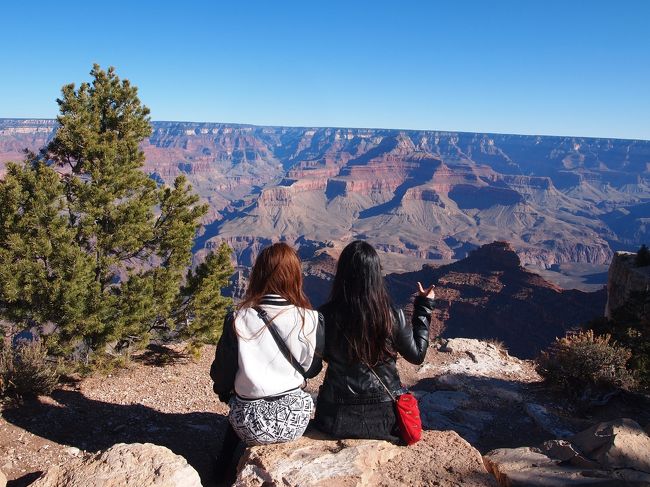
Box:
xmin=296 ymin=241 xmax=606 ymax=359
xmin=384 ymin=241 xmax=607 ymax=359
xmin=449 ymin=185 xmax=524 ymax=209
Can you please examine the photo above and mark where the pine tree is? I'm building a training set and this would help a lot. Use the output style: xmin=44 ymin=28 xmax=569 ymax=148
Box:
xmin=180 ymin=242 xmax=234 ymax=345
xmin=0 ymin=65 xmax=233 ymax=361
xmin=0 ymin=156 xmax=97 ymax=338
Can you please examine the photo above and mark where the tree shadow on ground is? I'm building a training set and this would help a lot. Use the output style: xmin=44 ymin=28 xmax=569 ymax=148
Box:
xmin=134 ymin=344 xmax=191 ymax=367
xmin=3 ymin=389 xmax=229 ymax=487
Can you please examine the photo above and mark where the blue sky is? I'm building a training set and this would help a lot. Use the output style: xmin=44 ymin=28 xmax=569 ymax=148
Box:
xmin=2 ymin=1 xmax=649 ymax=139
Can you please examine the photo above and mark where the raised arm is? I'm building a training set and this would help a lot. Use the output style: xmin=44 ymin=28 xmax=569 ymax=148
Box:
xmin=393 ymin=283 xmax=435 ymax=365
xmin=210 ymin=311 xmax=238 ymax=403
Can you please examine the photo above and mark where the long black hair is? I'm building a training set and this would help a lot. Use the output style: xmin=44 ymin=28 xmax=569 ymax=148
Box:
xmin=327 ymin=240 xmax=395 ymax=365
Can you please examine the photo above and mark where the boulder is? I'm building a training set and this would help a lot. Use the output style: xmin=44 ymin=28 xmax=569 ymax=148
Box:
xmin=484 ymin=446 xmax=650 ymax=486
xmin=31 ymin=443 xmax=202 ymax=487
xmin=417 ymin=390 xmax=471 ymax=413
xmin=234 ymin=429 xmax=496 ymax=487
xmin=484 ymin=419 xmax=650 ymax=486
xmin=570 ymin=418 xmax=650 ymax=473
xmin=605 ymin=251 xmax=650 ymax=319
xmin=427 ymin=338 xmax=537 ymax=402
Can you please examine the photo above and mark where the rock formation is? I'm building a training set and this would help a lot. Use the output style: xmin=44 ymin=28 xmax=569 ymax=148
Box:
xmin=484 ymin=419 xmax=650 ymax=486
xmin=233 ymin=430 xmax=496 ymax=487
xmin=385 ymin=242 xmax=607 ymax=358
xmin=605 ymin=251 xmax=650 ymax=318
xmin=2 ymin=118 xmax=649 ymax=271
xmin=30 ymin=443 xmax=202 ymax=487
xmin=412 ymin=338 xmax=547 ymax=446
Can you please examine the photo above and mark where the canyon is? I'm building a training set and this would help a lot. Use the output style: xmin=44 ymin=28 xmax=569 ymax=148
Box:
xmin=1 ymin=118 xmax=649 ymax=275
xmin=301 ymin=241 xmax=607 ymax=358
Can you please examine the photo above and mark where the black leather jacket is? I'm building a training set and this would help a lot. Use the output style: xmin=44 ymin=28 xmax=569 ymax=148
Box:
xmin=317 ymin=295 xmax=434 ymax=404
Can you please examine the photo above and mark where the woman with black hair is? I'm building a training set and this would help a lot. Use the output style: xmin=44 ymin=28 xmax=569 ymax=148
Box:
xmin=314 ymin=240 xmax=435 ymax=441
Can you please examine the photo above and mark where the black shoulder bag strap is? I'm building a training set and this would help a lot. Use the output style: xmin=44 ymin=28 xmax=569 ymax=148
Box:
xmin=253 ymin=306 xmax=307 ymax=378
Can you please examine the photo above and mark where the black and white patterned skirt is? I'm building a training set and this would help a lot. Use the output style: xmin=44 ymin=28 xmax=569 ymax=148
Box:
xmin=228 ymin=389 xmax=313 ymax=446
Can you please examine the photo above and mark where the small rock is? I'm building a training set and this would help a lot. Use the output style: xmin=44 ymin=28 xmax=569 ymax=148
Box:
xmin=439 ymin=340 xmax=453 ymax=353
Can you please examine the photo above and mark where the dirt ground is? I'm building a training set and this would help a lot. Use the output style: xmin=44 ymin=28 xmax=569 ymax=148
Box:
xmin=2 ymin=342 xmax=647 ymax=487
xmin=0 ymin=345 xmax=230 ymax=487
xmin=0 ymin=342 xmax=525 ymax=487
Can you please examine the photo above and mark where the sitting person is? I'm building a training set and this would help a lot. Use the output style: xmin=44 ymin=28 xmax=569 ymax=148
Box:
xmin=314 ymin=240 xmax=435 ymax=441
xmin=211 ymin=242 xmax=323 ymax=448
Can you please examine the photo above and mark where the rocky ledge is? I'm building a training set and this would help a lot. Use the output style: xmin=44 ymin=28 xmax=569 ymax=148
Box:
xmin=234 ymin=429 xmax=496 ymax=487
xmin=484 ymin=418 xmax=650 ymax=486
xmin=605 ymin=251 xmax=650 ymax=319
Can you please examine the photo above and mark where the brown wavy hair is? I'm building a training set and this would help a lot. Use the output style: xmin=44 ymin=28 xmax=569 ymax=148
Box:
xmin=238 ymin=242 xmax=311 ymax=310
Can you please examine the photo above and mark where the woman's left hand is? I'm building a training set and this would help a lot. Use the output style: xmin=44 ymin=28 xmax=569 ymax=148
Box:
xmin=417 ymin=282 xmax=435 ymax=299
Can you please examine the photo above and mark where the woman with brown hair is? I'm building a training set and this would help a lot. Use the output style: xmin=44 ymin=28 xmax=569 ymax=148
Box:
xmin=210 ymin=242 xmax=323 ymax=447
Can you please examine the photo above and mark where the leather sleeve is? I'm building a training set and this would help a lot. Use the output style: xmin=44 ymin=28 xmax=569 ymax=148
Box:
xmin=393 ymin=295 xmax=434 ymax=365
xmin=210 ymin=311 xmax=238 ymax=403
xmin=303 ymin=311 xmax=325 ymax=378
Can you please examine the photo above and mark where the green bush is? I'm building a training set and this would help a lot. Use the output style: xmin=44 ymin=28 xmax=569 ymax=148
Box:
xmin=536 ymin=330 xmax=637 ymax=402
xmin=1 ymin=339 xmax=59 ymax=400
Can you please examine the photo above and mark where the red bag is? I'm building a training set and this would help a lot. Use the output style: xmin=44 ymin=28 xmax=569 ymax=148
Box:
xmin=368 ymin=363 xmax=423 ymax=445
xmin=394 ymin=392 xmax=422 ymax=445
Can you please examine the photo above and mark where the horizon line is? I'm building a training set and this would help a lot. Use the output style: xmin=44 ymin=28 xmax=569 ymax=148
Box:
xmin=1 ymin=117 xmax=648 ymax=143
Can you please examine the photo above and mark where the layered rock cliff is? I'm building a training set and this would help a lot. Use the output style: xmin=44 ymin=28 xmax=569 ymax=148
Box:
xmin=1 ymin=118 xmax=649 ymax=269
xmin=385 ymin=242 xmax=607 ymax=358
xmin=605 ymin=251 xmax=650 ymax=318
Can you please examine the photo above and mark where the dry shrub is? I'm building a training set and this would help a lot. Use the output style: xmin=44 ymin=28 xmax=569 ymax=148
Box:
xmin=536 ymin=330 xmax=637 ymax=403
xmin=0 ymin=339 xmax=59 ymax=400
